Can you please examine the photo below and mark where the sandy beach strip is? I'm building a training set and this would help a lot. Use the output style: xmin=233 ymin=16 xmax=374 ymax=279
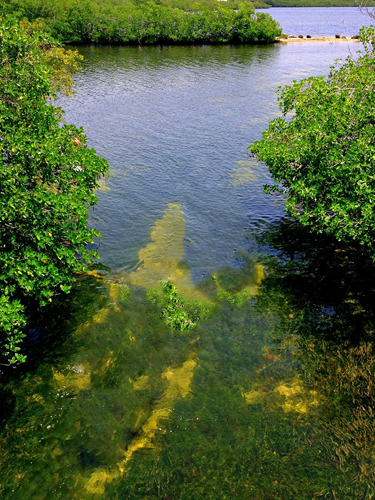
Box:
xmin=276 ymin=36 xmax=360 ymax=43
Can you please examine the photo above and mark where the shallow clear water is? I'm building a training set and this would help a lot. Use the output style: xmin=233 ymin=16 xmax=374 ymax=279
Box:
xmin=61 ymin=40 xmax=362 ymax=279
xmin=1 ymin=9 xmax=375 ymax=500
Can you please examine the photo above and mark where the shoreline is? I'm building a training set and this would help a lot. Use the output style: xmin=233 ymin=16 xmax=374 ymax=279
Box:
xmin=276 ymin=36 xmax=360 ymax=42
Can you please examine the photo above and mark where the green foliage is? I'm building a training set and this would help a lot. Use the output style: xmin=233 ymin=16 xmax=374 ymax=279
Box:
xmin=160 ymin=281 xmax=197 ymax=331
xmin=147 ymin=281 xmax=215 ymax=331
xmin=0 ymin=0 xmax=282 ymax=44
xmin=0 ymin=296 xmax=27 ymax=365
xmin=261 ymin=0 xmax=374 ymax=6
xmin=0 ymin=17 xmax=109 ymax=364
xmin=250 ymin=27 xmax=375 ymax=258
xmin=117 ymin=283 xmax=131 ymax=303
xmin=216 ymin=287 xmax=252 ymax=305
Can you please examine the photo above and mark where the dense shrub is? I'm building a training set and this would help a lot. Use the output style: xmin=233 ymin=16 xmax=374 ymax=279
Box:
xmin=0 ymin=0 xmax=282 ymax=44
xmin=0 ymin=17 xmax=109 ymax=364
xmin=250 ymin=27 xmax=375 ymax=258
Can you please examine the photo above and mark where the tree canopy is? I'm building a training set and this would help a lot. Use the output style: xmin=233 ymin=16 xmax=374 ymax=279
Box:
xmin=0 ymin=0 xmax=282 ymax=44
xmin=0 ymin=17 xmax=109 ymax=364
xmin=250 ymin=27 xmax=375 ymax=258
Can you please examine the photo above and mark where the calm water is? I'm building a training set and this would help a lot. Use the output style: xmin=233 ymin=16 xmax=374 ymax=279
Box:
xmin=1 ymin=8 xmax=375 ymax=500
xmin=257 ymin=6 xmax=374 ymax=37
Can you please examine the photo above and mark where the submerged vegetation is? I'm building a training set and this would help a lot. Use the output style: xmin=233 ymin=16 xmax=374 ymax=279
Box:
xmin=251 ymin=27 xmax=375 ymax=259
xmin=2 ymin=210 xmax=375 ymax=498
xmin=148 ymin=280 xmax=215 ymax=332
xmin=0 ymin=17 xmax=108 ymax=364
xmin=255 ymin=218 xmax=375 ymax=496
xmin=0 ymin=0 xmax=282 ymax=44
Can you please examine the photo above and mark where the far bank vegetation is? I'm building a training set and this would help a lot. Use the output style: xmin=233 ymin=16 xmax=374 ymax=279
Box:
xmin=0 ymin=0 xmax=281 ymax=45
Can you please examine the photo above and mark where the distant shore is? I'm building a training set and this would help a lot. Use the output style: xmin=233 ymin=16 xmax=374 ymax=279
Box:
xmin=276 ymin=36 xmax=360 ymax=42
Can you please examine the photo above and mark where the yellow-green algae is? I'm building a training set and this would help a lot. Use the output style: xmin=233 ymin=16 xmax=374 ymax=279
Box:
xmin=124 ymin=203 xmax=206 ymax=300
xmin=47 ymin=206 xmax=216 ymax=496
xmin=44 ymin=208 xmax=270 ymax=498
xmin=85 ymin=357 xmax=197 ymax=495
xmin=80 ymin=204 xmax=213 ymax=493
xmin=244 ymin=376 xmax=320 ymax=414
xmin=213 ymin=260 xmax=264 ymax=301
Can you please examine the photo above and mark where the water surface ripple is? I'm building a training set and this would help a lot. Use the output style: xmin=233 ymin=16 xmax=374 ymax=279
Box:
xmin=60 ymin=41 xmax=359 ymax=279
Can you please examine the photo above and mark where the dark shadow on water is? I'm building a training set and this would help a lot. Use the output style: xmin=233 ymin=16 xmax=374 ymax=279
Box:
xmin=255 ymin=217 xmax=375 ymax=344
xmin=0 ymin=273 xmax=109 ymax=387
xmin=76 ymin=43 xmax=279 ymax=74
xmin=254 ymin=218 xmax=375 ymax=495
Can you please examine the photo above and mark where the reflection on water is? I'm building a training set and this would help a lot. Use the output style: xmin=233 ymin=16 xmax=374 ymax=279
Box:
xmin=59 ymin=41 xmax=355 ymax=278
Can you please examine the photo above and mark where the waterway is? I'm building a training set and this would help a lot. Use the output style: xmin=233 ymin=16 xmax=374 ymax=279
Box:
xmin=1 ymin=7 xmax=375 ymax=500
xmin=257 ymin=5 xmax=374 ymax=37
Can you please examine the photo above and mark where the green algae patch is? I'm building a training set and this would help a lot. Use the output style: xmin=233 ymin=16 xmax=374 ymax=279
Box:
xmin=53 ymin=365 xmax=92 ymax=392
xmin=0 ymin=269 xmax=370 ymax=500
xmin=212 ymin=256 xmax=265 ymax=303
xmin=244 ymin=389 xmax=268 ymax=404
xmin=162 ymin=357 xmax=196 ymax=400
xmin=85 ymin=356 xmax=197 ymax=495
xmin=130 ymin=375 xmax=150 ymax=391
xmin=74 ymin=278 xmax=131 ymax=333
xmin=119 ymin=356 xmax=197 ymax=469
xmin=243 ymin=377 xmax=320 ymax=415
xmin=3 ymin=222 xmax=375 ymax=499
